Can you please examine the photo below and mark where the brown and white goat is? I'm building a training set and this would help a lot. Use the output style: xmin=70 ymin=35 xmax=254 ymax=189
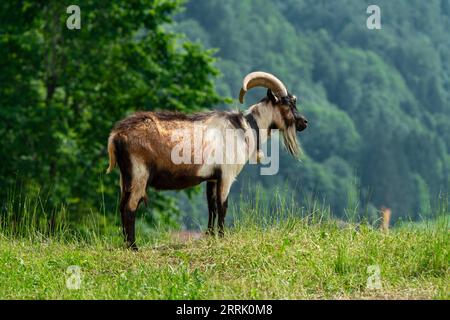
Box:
xmin=107 ymin=72 xmax=308 ymax=249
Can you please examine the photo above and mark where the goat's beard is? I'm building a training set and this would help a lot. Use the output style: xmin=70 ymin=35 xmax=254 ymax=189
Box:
xmin=282 ymin=124 xmax=301 ymax=157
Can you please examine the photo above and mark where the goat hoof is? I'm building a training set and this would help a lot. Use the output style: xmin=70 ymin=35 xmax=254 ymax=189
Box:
xmin=127 ymin=243 xmax=139 ymax=251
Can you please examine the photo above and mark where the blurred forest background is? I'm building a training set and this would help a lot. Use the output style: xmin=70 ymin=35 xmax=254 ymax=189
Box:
xmin=1 ymin=0 xmax=449 ymax=230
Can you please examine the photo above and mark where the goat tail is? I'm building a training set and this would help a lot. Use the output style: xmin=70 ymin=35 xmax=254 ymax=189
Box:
xmin=106 ymin=134 xmax=116 ymax=174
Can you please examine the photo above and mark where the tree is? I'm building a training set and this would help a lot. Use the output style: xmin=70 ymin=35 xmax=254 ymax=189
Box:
xmin=0 ymin=0 xmax=225 ymax=224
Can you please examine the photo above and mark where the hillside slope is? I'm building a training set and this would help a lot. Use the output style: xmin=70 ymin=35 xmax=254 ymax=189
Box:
xmin=174 ymin=0 xmax=450 ymax=222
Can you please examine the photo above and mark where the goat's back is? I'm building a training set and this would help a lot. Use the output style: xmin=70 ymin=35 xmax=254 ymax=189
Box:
xmin=108 ymin=111 xmax=248 ymax=188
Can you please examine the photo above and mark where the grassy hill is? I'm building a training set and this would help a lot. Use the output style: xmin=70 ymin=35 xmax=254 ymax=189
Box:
xmin=1 ymin=209 xmax=448 ymax=299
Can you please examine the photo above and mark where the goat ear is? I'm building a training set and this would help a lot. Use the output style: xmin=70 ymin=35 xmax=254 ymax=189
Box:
xmin=267 ymin=89 xmax=279 ymax=104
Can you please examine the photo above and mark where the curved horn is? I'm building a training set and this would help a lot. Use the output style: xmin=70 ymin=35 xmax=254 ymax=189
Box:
xmin=239 ymin=71 xmax=288 ymax=104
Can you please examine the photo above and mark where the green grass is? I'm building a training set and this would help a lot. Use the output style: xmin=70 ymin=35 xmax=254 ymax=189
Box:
xmin=0 ymin=188 xmax=448 ymax=299
xmin=0 ymin=207 xmax=448 ymax=299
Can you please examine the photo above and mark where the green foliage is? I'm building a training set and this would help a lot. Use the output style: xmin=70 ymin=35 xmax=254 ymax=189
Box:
xmin=1 ymin=0 xmax=449 ymax=228
xmin=175 ymin=0 xmax=450 ymax=220
xmin=0 ymin=1 xmax=225 ymax=224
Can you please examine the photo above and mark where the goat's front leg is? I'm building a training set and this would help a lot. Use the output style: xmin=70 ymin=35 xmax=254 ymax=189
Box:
xmin=206 ymin=181 xmax=217 ymax=236
xmin=217 ymin=176 xmax=233 ymax=237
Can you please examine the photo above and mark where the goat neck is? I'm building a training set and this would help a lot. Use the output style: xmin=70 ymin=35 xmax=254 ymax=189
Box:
xmin=245 ymin=100 xmax=275 ymax=145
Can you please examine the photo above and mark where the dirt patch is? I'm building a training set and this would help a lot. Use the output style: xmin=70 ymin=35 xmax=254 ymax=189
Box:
xmin=170 ymin=231 xmax=204 ymax=242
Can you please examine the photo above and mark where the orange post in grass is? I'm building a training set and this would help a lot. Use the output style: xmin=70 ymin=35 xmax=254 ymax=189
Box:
xmin=380 ymin=207 xmax=391 ymax=232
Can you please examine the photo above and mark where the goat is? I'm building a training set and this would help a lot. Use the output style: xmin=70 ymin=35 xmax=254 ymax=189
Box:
xmin=106 ymin=72 xmax=308 ymax=250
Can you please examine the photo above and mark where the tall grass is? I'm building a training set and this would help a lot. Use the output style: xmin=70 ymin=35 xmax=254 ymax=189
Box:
xmin=232 ymin=184 xmax=333 ymax=231
xmin=1 ymin=184 xmax=448 ymax=244
xmin=0 ymin=189 xmax=69 ymax=240
xmin=0 ymin=188 xmax=122 ymax=244
xmin=0 ymin=188 xmax=175 ymax=248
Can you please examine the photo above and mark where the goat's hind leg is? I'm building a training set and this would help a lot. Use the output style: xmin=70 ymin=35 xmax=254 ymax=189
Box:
xmin=119 ymin=190 xmax=130 ymax=242
xmin=119 ymin=191 xmax=138 ymax=250
xmin=120 ymin=157 xmax=149 ymax=251
xmin=206 ymin=181 xmax=217 ymax=236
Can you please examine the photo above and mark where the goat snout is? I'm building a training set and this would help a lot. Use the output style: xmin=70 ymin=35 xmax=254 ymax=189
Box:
xmin=296 ymin=115 xmax=308 ymax=131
